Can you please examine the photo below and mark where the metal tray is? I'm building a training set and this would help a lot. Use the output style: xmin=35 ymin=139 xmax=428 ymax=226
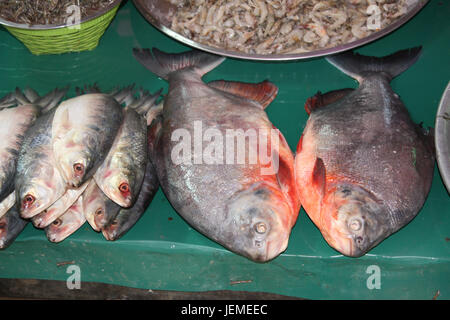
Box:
xmin=132 ymin=0 xmax=429 ymax=61
xmin=436 ymin=82 xmax=450 ymax=194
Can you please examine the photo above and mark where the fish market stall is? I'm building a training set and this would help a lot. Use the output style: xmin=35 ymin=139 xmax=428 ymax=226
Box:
xmin=0 ymin=0 xmax=449 ymax=300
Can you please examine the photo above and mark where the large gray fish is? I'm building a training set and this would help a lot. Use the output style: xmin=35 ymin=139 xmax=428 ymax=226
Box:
xmin=0 ymin=88 xmax=66 ymax=203
xmin=51 ymin=93 xmax=124 ymax=188
xmin=102 ymin=161 xmax=159 ymax=241
xmin=0 ymin=204 xmax=28 ymax=250
xmin=294 ymin=47 xmax=435 ymax=257
xmin=133 ymin=48 xmax=300 ymax=262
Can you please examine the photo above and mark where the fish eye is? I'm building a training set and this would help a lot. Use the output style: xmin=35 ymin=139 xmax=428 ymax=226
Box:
xmin=118 ymin=182 xmax=130 ymax=194
xmin=52 ymin=219 xmax=62 ymax=227
xmin=22 ymin=194 xmax=36 ymax=208
xmin=73 ymin=163 xmax=85 ymax=176
xmin=95 ymin=208 xmax=103 ymax=216
xmin=349 ymin=218 xmax=363 ymax=232
xmin=254 ymin=222 xmax=267 ymax=234
xmin=111 ymin=219 xmax=118 ymax=226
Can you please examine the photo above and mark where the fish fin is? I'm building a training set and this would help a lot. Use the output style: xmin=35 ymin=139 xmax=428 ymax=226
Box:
xmin=296 ymin=134 xmax=304 ymax=154
xmin=0 ymin=92 xmax=16 ymax=109
xmin=127 ymin=88 xmax=163 ymax=117
xmin=208 ymin=80 xmax=278 ymax=109
xmin=38 ymin=86 xmax=69 ymax=114
xmin=145 ymin=99 xmax=164 ymax=127
xmin=111 ymin=84 xmax=136 ymax=106
xmin=312 ymin=158 xmax=326 ymax=199
xmin=326 ymin=47 xmax=422 ymax=83
xmin=23 ymin=87 xmax=40 ymax=104
xmin=14 ymin=88 xmax=31 ymax=105
xmin=274 ymin=129 xmax=301 ymax=217
xmin=416 ymin=124 xmax=435 ymax=155
xmin=147 ymin=114 xmax=163 ymax=161
xmin=133 ymin=48 xmax=225 ymax=80
xmin=304 ymin=88 xmax=354 ymax=115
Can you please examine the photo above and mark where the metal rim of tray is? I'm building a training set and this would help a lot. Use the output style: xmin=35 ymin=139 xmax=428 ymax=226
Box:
xmin=435 ymin=82 xmax=450 ymax=194
xmin=0 ymin=0 xmax=122 ymax=30
xmin=132 ymin=0 xmax=429 ymax=61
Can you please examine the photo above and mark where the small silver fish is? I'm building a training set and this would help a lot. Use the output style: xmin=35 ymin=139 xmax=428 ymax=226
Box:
xmin=0 ymin=87 xmax=67 ymax=204
xmin=93 ymin=107 xmax=148 ymax=208
xmin=32 ymin=180 xmax=89 ymax=228
xmin=82 ymin=179 xmax=120 ymax=232
xmin=51 ymin=93 xmax=124 ymax=188
xmin=45 ymin=196 xmax=86 ymax=243
xmin=102 ymin=161 xmax=159 ymax=241
xmin=0 ymin=204 xmax=28 ymax=250
xmin=15 ymin=109 xmax=67 ymax=219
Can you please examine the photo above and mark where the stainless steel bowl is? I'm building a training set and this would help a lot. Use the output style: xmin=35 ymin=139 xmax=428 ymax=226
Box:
xmin=132 ymin=0 xmax=429 ymax=61
xmin=0 ymin=0 xmax=122 ymax=30
xmin=436 ymin=82 xmax=450 ymax=194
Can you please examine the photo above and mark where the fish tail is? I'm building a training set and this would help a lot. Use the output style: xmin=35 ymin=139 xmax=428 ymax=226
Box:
xmin=326 ymin=47 xmax=422 ymax=82
xmin=133 ymin=48 xmax=225 ymax=80
xmin=0 ymin=92 xmax=16 ymax=109
xmin=110 ymin=84 xmax=136 ymax=106
xmin=129 ymin=88 xmax=163 ymax=117
xmin=38 ymin=86 xmax=69 ymax=114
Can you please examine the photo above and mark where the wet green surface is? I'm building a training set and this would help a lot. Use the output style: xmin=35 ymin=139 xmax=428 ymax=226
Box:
xmin=0 ymin=0 xmax=449 ymax=299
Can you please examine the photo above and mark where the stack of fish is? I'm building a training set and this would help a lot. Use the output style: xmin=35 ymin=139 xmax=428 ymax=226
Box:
xmin=0 ymin=85 xmax=161 ymax=249
xmin=0 ymin=46 xmax=436 ymax=264
xmin=133 ymin=46 xmax=435 ymax=261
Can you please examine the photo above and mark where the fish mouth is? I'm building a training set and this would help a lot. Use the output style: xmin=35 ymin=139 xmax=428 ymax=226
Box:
xmin=20 ymin=202 xmax=48 ymax=219
xmin=101 ymin=228 xmax=117 ymax=241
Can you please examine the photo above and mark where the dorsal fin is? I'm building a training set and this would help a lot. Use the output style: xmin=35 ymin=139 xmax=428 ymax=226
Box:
xmin=304 ymin=88 xmax=354 ymax=115
xmin=208 ymin=80 xmax=278 ymax=109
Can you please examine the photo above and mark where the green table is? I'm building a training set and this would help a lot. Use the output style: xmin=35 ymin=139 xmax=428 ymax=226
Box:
xmin=0 ymin=0 xmax=448 ymax=300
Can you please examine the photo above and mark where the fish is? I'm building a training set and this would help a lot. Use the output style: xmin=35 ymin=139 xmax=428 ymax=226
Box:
xmin=82 ymin=179 xmax=120 ymax=232
xmin=45 ymin=196 xmax=86 ymax=243
xmin=15 ymin=91 xmax=70 ymax=219
xmin=51 ymin=93 xmax=124 ymax=188
xmin=0 ymin=192 xmax=15 ymax=220
xmin=32 ymin=180 xmax=89 ymax=228
xmin=93 ymin=106 xmax=148 ymax=208
xmin=102 ymin=160 xmax=160 ymax=241
xmin=0 ymin=87 xmax=67 ymax=203
xmin=0 ymin=205 xmax=28 ymax=250
xmin=133 ymin=48 xmax=300 ymax=262
xmin=294 ymin=47 xmax=435 ymax=257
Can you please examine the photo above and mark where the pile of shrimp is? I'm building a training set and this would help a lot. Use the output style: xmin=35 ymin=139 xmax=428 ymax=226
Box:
xmin=169 ymin=0 xmax=417 ymax=55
